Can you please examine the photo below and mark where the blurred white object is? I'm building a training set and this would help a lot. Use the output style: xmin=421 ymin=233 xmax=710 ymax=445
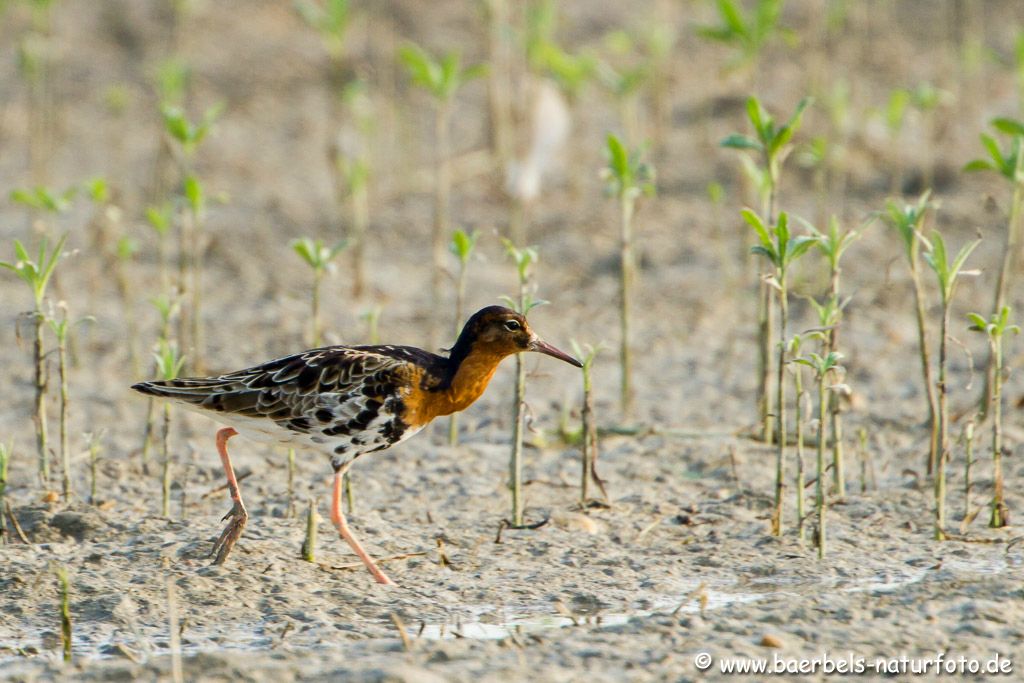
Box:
xmin=506 ymin=78 xmax=571 ymax=202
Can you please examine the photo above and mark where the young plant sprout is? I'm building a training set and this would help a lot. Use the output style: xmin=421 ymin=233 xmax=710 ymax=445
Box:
xmin=145 ymin=202 xmax=174 ymax=290
xmin=47 ymin=302 xmax=73 ymax=501
xmin=154 ymin=339 xmax=186 ymax=518
xmin=399 ymin=43 xmax=487 ymax=325
xmin=141 ymin=295 xmax=180 ymax=473
xmin=84 ymin=431 xmax=103 ymax=505
xmin=811 ymin=216 xmax=861 ymax=496
xmin=963 ymin=118 xmax=1024 ymax=420
xmin=291 ymin=237 xmax=347 ymax=347
xmin=744 ymin=209 xmax=817 ymax=536
xmin=448 ymin=228 xmax=479 ymax=446
xmin=162 ymin=103 xmax=222 ymax=373
xmin=696 ymin=0 xmax=787 ymax=73
xmin=722 ymin=96 xmax=811 ymax=443
xmin=603 ymin=133 xmax=655 ymax=418
xmin=795 ymin=350 xmax=844 ymax=559
xmin=884 ymin=191 xmax=940 ymax=475
xmin=10 ymin=184 xmax=77 ymax=217
xmin=328 ymin=79 xmax=374 ymax=298
xmin=55 ymin=564 xmax=72 ymax=663
xmin=923 ymin=231 xmax=980 ymax=540
xmin=788 ymin=334 xmax=808 ymax=543
xmin=569 ymin=341 xmax=608 ymax=506
xmin=302 ymin=497 xmax=318 ymax=563
xmin=967 ymin=306 xmax=1019 ymax=528
xmin=502 ymin=240 xmax=544 ymax=527
xmin=0 ymin=233 xmax=67 ymax=486
xmin=597 ymin=32 xmax=652 ymax=142
xmin=295 ymin=0 xmax=351 ymax=69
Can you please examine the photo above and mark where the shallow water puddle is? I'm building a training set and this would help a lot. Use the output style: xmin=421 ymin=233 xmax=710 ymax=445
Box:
xmin=411 ymin=554 xmax=1017 ymax=641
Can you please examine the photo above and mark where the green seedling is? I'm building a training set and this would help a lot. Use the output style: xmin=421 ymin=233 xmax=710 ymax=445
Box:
xmin=923 ymin=231 xmax=980 ymax=540
xmin=968 ymin=306 xmax=1019 ymax=528
xmin=569 ymin=341 xmax=608 ymax=506
xmin=722 ymin=96 xmax=810 ymax=443
xmin=501 ymin=240 xmax=546 ymax=527
xmin=794 ymin=351 xmax=844 ymax=559
xmin=811 ymin=216 xmax=861 ymax=497
xmin=696 ymin=0 xmax=789 ymax=72
xmin=964 ymin=117 xmax=1024 ymax=420
xmin=291 ymin=237 xmax=347 ymax=347
xmin=302 ymin=497 xmax=318 ymax=563
xmin=448 ymin=229 xmax=479 ymax=446
xmin=295 ymin=0 xmax=351 ymax=64
xmin=328 ymin=79 xmax=374 ymax=298
xmin=596 ymin=32 xmax=652 ymax=141
xmin=400 ymin=42 xmax=487 ymax=324
xmin=161 ymin=105 xmax=220 ymax=373
xmin=161 ymin=105 xmax=222 ymax=159
xmin=141 ymin=295 xmax=181 ymax=473
xmin=154 ymin=339 xmax=186 ymax=518
xmin=84 ymin=431 xmax=103 ymax=505
xmin=959 ymin=420 xmax=976 ymax=527
xmin=55 ymin=564 xmax=71 ymax=662
xmin=745 ymin=209 xmax=816 ymax=536
xmin=1 ymin=233 xmax=67 ymax=485
xmin=10 ymin=185 xmax=77 ymax=215
xmin=603 ymin=133 xmax=655 ymax=418
xmin=884 ymin=191 xmax=940 ymax=475
xmin=788 ymin=335 xmax=807 ymax=543
xmin=47 ymin=302 xmax=92 ymax=502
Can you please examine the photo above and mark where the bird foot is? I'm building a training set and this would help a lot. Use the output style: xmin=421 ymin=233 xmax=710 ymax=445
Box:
xmin=210 ymin=500 xmax=248 ymax=565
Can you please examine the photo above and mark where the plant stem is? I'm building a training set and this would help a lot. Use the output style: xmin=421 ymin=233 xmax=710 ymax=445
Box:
xmin=510 ymin=353 xmax=526 ymax=526
xmin=344 ymin=472 xmax=355 ymax=515
xmin=302 ymin=497 xmax=317 ymax=563
xmin=56 ymin=565 xmax=71 ymax=663
xmin=981 ymin=175 xmax=1022 ymax=419
xmin=57 ymin=325 xmax=70 ymax=502
xmin=990 ymin=335 xmax=1007 ymax=527
xmin=580 ymin=360 xmax=595 ymax=505
xmin=351 ymin=180 xmax=369 ymax=298
xmin=312 ymin=269 xmax=322 ymax=347
xmin=619 ymin=194 xmax=636 ymax=417
xmin=33 ymin=310 xmax=49 ymax=487
xmin=772 ymin=278 xmax=788 ymax=536
xmin=162 ymin=404 xmax=172 ymax=518
xmin=794 ymin=360 xmax=805 ymax=543
xmin=816 ymin=371 xmax=827 ymax=559
xmin=431 ymin=100 xmax=452 ymax=341
xmin=141 ymin=398 xmax=156 ymax=475
xmin=827 ymin=268 xmax=845 ymax=497
xmin=909 ymin=239 xmax=939 ymax=475
xmin=449 ymin=258 xmax=469 ymax=446
xmin=935 ymin=301 xmax=950 ymax=540
xmin=963 ymin=421 xmax=974 ymax=522
xmin=89 ymin=439 xmax=99 ymax=504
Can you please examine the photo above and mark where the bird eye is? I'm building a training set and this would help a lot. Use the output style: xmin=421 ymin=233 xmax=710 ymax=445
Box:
xmin=503 ymin=320 xmax=522 ymax=332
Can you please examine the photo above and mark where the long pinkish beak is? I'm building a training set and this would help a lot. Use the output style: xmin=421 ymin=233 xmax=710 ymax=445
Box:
xmin=530 ymin=338 xmax=583 ymax=367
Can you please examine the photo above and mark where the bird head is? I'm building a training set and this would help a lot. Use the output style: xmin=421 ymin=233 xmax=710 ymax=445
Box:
xmin=451 ymin=305 xmax=582 ymax=367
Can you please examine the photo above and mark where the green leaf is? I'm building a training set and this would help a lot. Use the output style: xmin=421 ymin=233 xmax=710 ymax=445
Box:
xmin=992 ymin=117 xmax=1024 ymax=138
xmin=720 ymin=134 xmax=762 ymax=151
xmin=962 ymin=159 xmax=995 ymax=173
xmin=606 ymin=133 xmax=629 ymax=180
xmin=183 ymin=175 xmax=204 ymax=215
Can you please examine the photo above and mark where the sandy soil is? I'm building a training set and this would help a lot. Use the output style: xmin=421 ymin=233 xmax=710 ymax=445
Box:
xmin=2 ymin=1 xmax=1024 ymax=680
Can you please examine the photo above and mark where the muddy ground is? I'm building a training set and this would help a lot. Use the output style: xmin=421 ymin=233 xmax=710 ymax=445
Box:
xmin=2 ymin=1 xmax=1024 ymax=680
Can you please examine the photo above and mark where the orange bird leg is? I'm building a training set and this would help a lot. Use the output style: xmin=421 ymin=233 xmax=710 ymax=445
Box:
xmin=210 ymin=427 xmax=248 ymax=565
xmin=331 ymin=470 xmax=394 ymax=585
